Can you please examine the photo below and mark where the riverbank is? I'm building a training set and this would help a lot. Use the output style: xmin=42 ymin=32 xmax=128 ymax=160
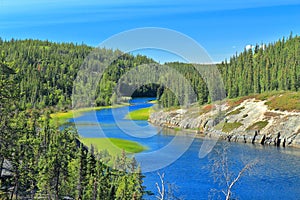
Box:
xmin=125 ymin=107 xmax=153 ymax=120
xmin=50 ymin=103 xmax=129 ymax=125
xmin=80 ymin=137 xmax=147 ymax=156
xmin=51 ymin=102 xmax=149 ymax=156
xmin=149 ymin=92 xmax=300 ymax=148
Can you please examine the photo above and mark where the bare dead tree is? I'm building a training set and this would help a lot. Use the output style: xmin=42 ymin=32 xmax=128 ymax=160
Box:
xmin=156 ymin=173 xmax=165 ymax=200
xmin=155 ymin=172 xmax=183 ymax=200
xmin=209 ymin=144 xmax=258 ymax=200
xmin=224 ymin=161 xmax=257 ymax=200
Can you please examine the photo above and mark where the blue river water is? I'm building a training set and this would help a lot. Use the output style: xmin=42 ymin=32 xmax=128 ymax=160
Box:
xmin=69 ymin=98 xmax=300 ymax=200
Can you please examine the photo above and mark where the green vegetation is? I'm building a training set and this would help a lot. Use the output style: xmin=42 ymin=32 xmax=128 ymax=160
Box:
xmin=159 ymin=34 xmax=300 ymax=108
xmin=226 ymin=106 xmax=245 ymax=116
xmin=126 ymin=107 xmax=153 ymax=120
xmin=1 ymin=34 xmax=300 ymax=199
xmin=254 ymin=91 xmax=300 ymax=111
xmin=0 ymin=39 xmax=155 ymax=110
xmin=264 ymin=92 xmax=300 ymax=111
xmin=255 ymin=91 xmax=286 ymax=101
xmin=149 ymin=100 xmax=158 ymax=104
xmin=81 ymin=138 xmax=146 ymax=155
xmin=0 ymin=58 xmax=146 ymax=199
xmin=1 ymin=35 xmax=299 ymax=110
xmin=226 ymin=96 xmax=255 ymax=109
xmin=174 ymin=127 xmax=182 ymax=131
xmin=222 ymin=122 xmax=243 ymax=133
xmin=246 ymin=121 xmax=269 ymax=131
xmin=50 ymin=104 xmax=128 ymax=125
xmin=213 ymin=122 xmax=224 ymax=131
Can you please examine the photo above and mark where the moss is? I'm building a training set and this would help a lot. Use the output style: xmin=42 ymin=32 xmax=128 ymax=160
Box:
xmin=226 ymin=106 xmax=245 ymax=116
xmin=246 ymin=121 xmax=268 ymax=131
xmin=214 ymin=122 xmax=224 ymax=130
xmin=264 ymin=92 xmax=300 ymax=112
xmin=255 ymin=91 xmax=286 ymax=101
xmin=226 ymin=91 xmax=300 ymax=112
xmin=174 ymin=127 xmax=181 ymax=131
xmin=222 ymin=122 xmax=243 ymax=133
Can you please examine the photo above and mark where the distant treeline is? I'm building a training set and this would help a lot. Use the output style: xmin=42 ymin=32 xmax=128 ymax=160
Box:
xmin=0 ymin=38 xmax=154 ymax=110
xmin=1 ymin=34 xmax=298 ymax=109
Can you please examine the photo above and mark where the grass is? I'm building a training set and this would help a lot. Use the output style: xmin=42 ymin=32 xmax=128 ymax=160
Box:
xmin=214 ymin=122 xmax=224 ymax=131
xmin=221 ymin=122 xmax=243 ymax=133
xmin=126 ymin=107 xmax=153 ymax=120
xmin=226 ymin=106 xmax=245 ymax=116
xmin=50 ymin=104 xmax=128 ymax=125
xmin=174 ymin=127 xmax=182 ymax=131
xmin=255 ymin=91 xmax=286 ymax=101
xmin=80 ymin=137 xmax=147 ymax=156
xmin=225 ymin=91 xmax=300 ymax=112
xmin=227 ymin=95 xmax=255 ymax=109
xmin=263 ymin=92 xmax=300 ymax=112
xmin=264 ymin=112 xmax=282 ymax=118
xmin=149 ymin=100 xmax=158 ymax=104
xmin=246 ymin=121 xmax=268 ymax=131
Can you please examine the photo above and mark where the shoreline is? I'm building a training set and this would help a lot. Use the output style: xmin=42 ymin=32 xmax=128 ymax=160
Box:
xmin=150 ymin=122 xmax=300 ymax=149
xmin=50 ymin=103 xmax=130 ymax=125
xmin=148 ymin=97 xmax=300 ymax=149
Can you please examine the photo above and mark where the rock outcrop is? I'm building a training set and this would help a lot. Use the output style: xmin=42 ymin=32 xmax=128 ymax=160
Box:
xmin=149 ymin=98 xmax=300 ymax=148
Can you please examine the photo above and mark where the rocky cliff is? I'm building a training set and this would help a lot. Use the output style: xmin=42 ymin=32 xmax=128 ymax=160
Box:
xmin=149 ymin=98 xmax=300 ymax=148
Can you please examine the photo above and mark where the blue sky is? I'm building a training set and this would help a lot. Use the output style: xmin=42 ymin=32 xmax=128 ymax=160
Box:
xmin=1 ymin=0 xmax=300 ymax=62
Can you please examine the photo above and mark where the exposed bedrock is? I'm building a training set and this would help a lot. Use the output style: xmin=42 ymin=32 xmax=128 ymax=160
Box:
xmin=149 ymin=99 xmax=300 ymax=148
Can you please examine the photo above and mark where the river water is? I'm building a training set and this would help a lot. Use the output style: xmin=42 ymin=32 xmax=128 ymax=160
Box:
xmin=69 ymin=98 xmax=300 ymax=199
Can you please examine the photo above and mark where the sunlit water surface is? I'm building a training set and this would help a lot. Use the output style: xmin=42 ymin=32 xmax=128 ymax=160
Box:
xmin=68 ymin=98 xmax=300 ymax=200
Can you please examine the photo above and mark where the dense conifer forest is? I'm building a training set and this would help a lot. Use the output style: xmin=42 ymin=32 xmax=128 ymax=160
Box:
xmin=159 ymin=34 xmax=300 ymax=107
xmin=1 ymin=35 xmax=298 ymax=110
xmin=0 ymin=39 xmax=154 ymax=199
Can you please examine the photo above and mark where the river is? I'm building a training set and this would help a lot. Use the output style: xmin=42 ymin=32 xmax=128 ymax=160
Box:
xmin=68 ymin=98 xmax=300 ymax=199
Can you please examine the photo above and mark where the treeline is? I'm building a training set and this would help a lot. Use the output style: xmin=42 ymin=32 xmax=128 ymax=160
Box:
xmin=0 ymin=61 xmax=146 ymax=199
xmin=0 ymin=38 xmax=154 ymax=110
xmin=158 ymin=34 xmax=300 ymax=107
xmin=2 ymin=35 xmax=298 ymax=109
xmin=0 ymin=39 xmax=92 ymax=109
xmin=220 ymin=34 xmax=300 ymax=98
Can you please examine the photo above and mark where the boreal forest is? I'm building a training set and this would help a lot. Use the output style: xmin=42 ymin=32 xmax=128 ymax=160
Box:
xmin=0 ymin=34 xmax=299 ymax=199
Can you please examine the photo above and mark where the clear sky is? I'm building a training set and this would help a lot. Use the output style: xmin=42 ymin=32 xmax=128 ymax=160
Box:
xmin=1 ymin=0 xmax=299 ymax=62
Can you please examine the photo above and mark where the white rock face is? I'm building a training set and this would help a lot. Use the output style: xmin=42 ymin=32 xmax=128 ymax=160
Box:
xmin=149 ymin=98 xmax=300 ymax=148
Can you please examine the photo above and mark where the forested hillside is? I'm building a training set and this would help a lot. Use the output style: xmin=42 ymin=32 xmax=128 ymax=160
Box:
xmin=0 ymin=59 xmax=147 ymax=199
xmin=0 ymin=38 xmax=154 ymax=110
xmin=0 ymin=33 xmax=299 ymax=199
xmin=220 ymin=34 xmax=300 ymax=98
xmin=1 ymin=35 xmax=299 ymax=110
xmin=159 ymin=34 xmax=300 ymax=107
